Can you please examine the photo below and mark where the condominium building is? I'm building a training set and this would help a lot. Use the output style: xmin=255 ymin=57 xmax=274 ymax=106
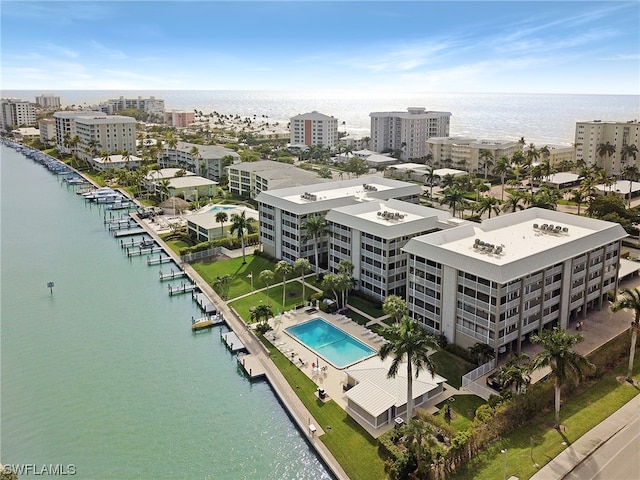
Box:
xmin=575 ymin=120 xmax=640 ymax=175
xmin=159 ymin=141 xmax=240 ymax=181
xmin=164 ymin=110 xmax=195 ymax=128
xmin=403 ymin=208 xmax=627 ymax=356
xmin=226 ymin=160 xmax=327 ymax=198
xmin=38 ymin=118 xmax=56 ymax=145
xmin=35 ymin=95 xmax=61 ymax=109
xmin=53 ymin=111 xmax=106 ymax=153
xmin=256 ymin=177 xmax=423 ymax=269
xmin=326 ymin=199 xmax=464 ymax=302
xmin=100 ymin=96 xmax=165 ymax=116
xmin=74 ymin=115 xmax=137 ymax=161
xmin=1 ymin=98 xmax=36 ymax=130
xmin=289 ymin=111 xmax=339 ymax=148
xmin=370 ymin=107 xmax=451 ymax=161
xmin=426 ymin=137 xmax=521 ymax=173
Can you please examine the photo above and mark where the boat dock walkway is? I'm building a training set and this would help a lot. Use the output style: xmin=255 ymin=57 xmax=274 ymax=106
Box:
xmin=114 ymin=228 xmax=146 ymax=238
xmin=147 ymin=254 xmax=173 ymax=265
xmin=168 ymin=282 xmax=197 ymax=296
xmin=159 ymin=269 xmax=186 ymax=281
xmin=237 ymin=353 xmax=266 ymax=379
xmin=221 ymin=331 xmax=245 ymax=352
xmin=127 ymin=246 xmax=163 ymax=257
xmin=130 ymin=213 xmax=349 ymax=480
xmin=193 ymin=291 xmax=217 ymax=314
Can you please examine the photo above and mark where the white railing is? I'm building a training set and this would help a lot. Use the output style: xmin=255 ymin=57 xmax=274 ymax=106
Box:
xmin=463 ymin=380 xmax=497 ymax=400
xmin=461 ymin=359 xmax=496 ymax=388
xmin=181 ymin=246 xmax=221 ymax=263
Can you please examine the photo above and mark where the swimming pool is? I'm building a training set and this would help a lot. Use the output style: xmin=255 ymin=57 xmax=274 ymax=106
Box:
xmin=208 ymin=205 xmax=235 ymax=214
xmin=285 ymin=317 xmax=376 ymax=369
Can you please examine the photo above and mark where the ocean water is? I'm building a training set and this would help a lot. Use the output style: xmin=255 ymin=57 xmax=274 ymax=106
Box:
xmin=0 ymin=145 xmax=331 ymax=479
xmin=4 ymin=90 xmax=639 ymax=146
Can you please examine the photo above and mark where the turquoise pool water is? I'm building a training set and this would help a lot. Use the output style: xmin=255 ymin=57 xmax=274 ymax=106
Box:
xmin=208 ymin=205 xmax=235 ymax=213
xmin=285 ymin=318 xmax=376 ymax=369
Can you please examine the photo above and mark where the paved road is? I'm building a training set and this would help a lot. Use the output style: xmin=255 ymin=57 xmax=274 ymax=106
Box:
xmin=564 ymin=412 xmax=639 ymax=480
xmin=531 ymin=396 xmax=640 ymax=480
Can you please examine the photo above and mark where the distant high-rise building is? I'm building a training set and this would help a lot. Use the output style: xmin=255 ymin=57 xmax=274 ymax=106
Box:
xmin=35 ymin=94 xmax=62 ymax=109
xmin=427 ymin=136 xmax=521 ymax=173
xmin=1 ymin=98 xmax=36 ymax=130
xmin=100 ymin=96 xmax=165 ymax=116
xmin=165 ymin=111 xmax=195 ymax=128
xmin=370 ymin=107 xmax=451 ymax=161
xmin=575 ymin=120 xmax=640 ymax=175
xmin=289 ymin=111 xmax=338 ymax=148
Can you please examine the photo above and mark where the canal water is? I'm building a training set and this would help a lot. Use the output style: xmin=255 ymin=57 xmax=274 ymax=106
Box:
xmin=0 ymin=145 xmax=331 ymax=479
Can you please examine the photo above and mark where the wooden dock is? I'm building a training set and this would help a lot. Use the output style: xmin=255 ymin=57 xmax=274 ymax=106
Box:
xmin=114 ymin=228 xmax=146 ymax=238
xmin=159 ymin=269 xmax=186 ymax=281
xmin=237 ymin=353 xmax=266 ymax=379
xmin=221 ymin=331 xmax=245 ymax=352
xmin=127 ymin=246 xmax=163 ymax=257
xmin=192 ymin=291 xmax=217 ymax=314
xmin=147 ymin=255 xmax=173 ymax=266
xmin=121 ymin=237 xmax=153 ymax=249
xmin=168 ymin=282 xmax=197 ymax=296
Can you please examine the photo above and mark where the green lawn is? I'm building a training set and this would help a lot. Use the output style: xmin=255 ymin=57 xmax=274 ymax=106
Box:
xmin=430 ymin=349 xmax=475 ymax=389
xmin=450 ymin=357 xmax=640 ymax=480
xmin=229 ymin=282 xmax=306 ymax=322
xmin=261 ymin=336 xmax=387 ymax=480
xmin=434 ymin=395 xmax=485 ymax=432
xmin=192 ymin=254 xmax=293 ymax=299
xmin=347 ymin=295 xmax=384 ymax=318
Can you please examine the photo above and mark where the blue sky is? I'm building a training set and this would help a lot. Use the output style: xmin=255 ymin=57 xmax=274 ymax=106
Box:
xmin=1 ymin=0 xmax=638 ymax=94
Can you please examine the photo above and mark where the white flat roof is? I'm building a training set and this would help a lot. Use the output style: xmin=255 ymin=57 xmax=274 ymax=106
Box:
xmin=403 ymin=208 xmax=627 ymax=283
xmin=326 ymin=199 xmax=458 ymax=239
xmin=596 ymin=180 xmax=640 ymax=195
xmin=169 ymin=176 xmax=217 ymax=189
xmin=434 ymin=168 xmax=466 ymax=177
xmin=92 ymin=154 xmax=142 ymax=164
xmin=256 ymin=176 xmax=423 ymax=214
xmin=543 ymin=172 xmax=580 ymax=184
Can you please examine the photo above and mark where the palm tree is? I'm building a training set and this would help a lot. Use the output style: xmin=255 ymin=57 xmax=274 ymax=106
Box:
xmin=294 ymin=258 xmax=311 ymax=304
xmin=215 ymin=211 xmax=228 ymax=237
xmin=493 ymin=155 xmax=511 ymax=201
xmin=570 ymin=189 xmax=586 ymax=215
xmin=229 ymin=211 xmax=250 ymax=264
xmin=621 ymin=163 xmax=640 ymax=207
xmin=405 ymin=418 xmax=436 ymax=475
xmin=275 ymin=260 xmax=293 ymax=308
xmin=530 ymin=328 xmax=594 ymax=428
xmin=610 ymin=287 xmax=640 ymax=383
xmin=479 ymin=149 xmax=494 ymax=179
xmin=422 ymin=165 xmax=440 ymax=199
xmin=596 ymin=141 xmax=616 ymax=169
xmin=502 ymin=191 xmax=527 ymax=213
xmin=496 ymin=352 xmax=531 ymax=394
xmin=620 ymin=143 xmax=638 ymax=169
xmin=379 ymin=316 xmax=438 ymax=422
xmin=439 ymin=173 xmax=456 ymax=189
xmin=301 ymin=214 xmax=328 ymax=277
xmin=468 ymin=342 xmax=495 ymax=366
xmin=259 ymin=269 xmax=275 ymax=306
xmin=476 ymin=196 xmax=501 ymax=219
xmin=251 ymin=303 xmax=274 ymax=327
xmin=157 ymin=179 xmax=171 ymax=200
xmin=439 ymin=186 xmax=466 ymax=217
xmin=383 ymin=295 xmax=407 ymax=324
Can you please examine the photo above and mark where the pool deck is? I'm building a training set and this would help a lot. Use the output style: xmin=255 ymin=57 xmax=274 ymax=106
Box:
xmin=266 ymin=309 xmax=465 ymax=439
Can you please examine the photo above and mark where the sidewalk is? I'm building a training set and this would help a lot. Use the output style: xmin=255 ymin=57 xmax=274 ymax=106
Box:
xmin=530 ymin=395 xmax=640 ymax=480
